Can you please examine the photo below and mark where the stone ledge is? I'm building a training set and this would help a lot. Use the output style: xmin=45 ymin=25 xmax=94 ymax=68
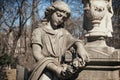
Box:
xmin=76 ymin=46 xmax=120 ymax=80
xmin=85 ymin=47 xmax=120 ymax=60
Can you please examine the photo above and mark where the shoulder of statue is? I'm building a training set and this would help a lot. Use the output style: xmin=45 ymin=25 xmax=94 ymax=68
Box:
xmin=33 ymin=27 xmax=42 ymax=33
xmin=61 ymin=28 xmax=71 ymax=35
xmin=33 ymin=22 xmax=46 ymax=32
xmin=32 ymin=27 xmax=45 ymax=38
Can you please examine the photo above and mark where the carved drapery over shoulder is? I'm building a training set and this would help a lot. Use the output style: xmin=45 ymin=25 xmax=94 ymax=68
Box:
xmin=82 ymin=0 xmax=113 ymax=37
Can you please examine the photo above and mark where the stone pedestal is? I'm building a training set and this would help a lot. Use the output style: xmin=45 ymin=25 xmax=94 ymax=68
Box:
xmin=76 ymin=40 xmax=120 ymax=80
xmin=77 ymin=70 xmax=119 ymax=80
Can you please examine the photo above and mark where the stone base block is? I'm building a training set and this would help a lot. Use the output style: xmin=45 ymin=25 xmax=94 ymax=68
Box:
xmin=76 ymin=70 xmax=119 ymax=80
xmin=76 ymin=40 xmax=120 ymax=80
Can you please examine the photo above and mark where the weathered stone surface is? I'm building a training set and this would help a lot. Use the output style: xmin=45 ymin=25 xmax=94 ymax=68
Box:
xmin=76 ymin=45 xmax=120 ymax=80
xmin=16 ymin=65 xmax=28 ymax=80
xmin=77 ymin=70 xmax=119 ymax=80
xmin=85 ymin=40 xmax=120 ymax=61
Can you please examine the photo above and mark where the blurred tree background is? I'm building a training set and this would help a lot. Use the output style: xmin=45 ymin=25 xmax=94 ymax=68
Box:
xmin=0 ymin=0 xmax=119 ymax=70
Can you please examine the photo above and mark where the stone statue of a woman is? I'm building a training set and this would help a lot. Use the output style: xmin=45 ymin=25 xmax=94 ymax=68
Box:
xmin=29 ymin=1 xmax=89 ymax=80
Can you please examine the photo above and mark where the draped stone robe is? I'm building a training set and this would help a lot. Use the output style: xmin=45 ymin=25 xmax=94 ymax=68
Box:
xmin=29 ymin=24 xmax=79 ymax=80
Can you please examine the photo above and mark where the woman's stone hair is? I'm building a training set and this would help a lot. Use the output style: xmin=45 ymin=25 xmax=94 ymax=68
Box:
xmin=44 ymin=1 xmax=71 ymax=20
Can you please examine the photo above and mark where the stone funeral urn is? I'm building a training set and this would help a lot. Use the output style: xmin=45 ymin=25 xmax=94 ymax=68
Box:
xmin=77 ymin=0 xmax=120 ymax=80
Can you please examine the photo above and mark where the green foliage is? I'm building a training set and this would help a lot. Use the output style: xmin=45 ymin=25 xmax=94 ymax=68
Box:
xmin=0 ymin=54 xmax=15 ymax=66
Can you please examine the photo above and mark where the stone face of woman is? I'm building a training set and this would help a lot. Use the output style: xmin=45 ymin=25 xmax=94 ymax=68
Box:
xmin=50 ymin=10 xmax=68 ymax=29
